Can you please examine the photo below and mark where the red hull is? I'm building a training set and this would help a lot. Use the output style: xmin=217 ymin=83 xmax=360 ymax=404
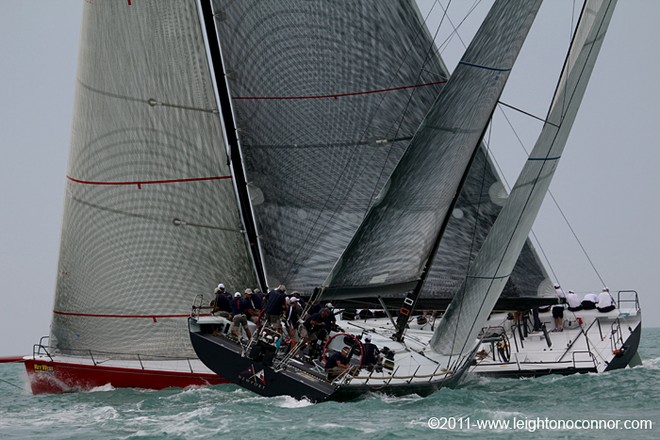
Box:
xmin=23 ymin=358 xmax=227 ymax=394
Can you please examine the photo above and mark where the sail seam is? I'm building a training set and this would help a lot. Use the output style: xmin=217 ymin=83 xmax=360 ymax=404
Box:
xmin=231 ymin=81 xmax=447 ymax=101
xmin=66 ymin=175 xmax=231 ymax=188
xmin=527 ymin=156 xmax=561 ymax=161
xmin=465 ymin=273 xmax=512 ymax=280
xmin=458 ymin=61 xmax=511 ymax=72
xmin=53 ymin=311 xmax=189 ymax=319
xmin=247 ymin=136 xmax=413 ymax=150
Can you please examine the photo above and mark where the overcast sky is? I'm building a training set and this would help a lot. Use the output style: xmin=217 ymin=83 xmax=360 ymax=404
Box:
xmin=1 ymin=1 xmax=658 ymax=357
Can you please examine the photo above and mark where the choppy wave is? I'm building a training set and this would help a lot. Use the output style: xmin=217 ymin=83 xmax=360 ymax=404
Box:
xmin=1 ymin=328 xmax=658 ymax=439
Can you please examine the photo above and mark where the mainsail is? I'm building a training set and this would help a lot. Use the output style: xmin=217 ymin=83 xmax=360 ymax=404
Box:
xmin=51 ymin=1 xmax=256 ymax=358
xmin=432 ymin=0 xmax=618 ymax=355
xmin=210 ymin=0 xmax=551 ymax=302
xmin=322 ymin=0 xmax=543 ymax=298
xmin=208 ymin=0 xmax=450 ymax=292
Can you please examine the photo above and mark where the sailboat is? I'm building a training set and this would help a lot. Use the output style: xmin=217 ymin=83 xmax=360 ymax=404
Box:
xmin=190 ymin=0 xmax=642 ymax=401
xmin=22 ymin=0 xmax=465 ymax=394
xmin=22 ymin=0 xmax=260 ymax=393
xmin=26 ymin=0 xmax=642 ymax=397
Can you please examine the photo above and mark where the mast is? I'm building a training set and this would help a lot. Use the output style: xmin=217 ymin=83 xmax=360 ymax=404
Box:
xmin=431 ymin=0 xmax=618 ymax=356
xmin=198 ymin=0 xmax=268 ymax=292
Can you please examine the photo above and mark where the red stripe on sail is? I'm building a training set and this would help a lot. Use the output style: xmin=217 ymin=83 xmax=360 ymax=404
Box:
xmin=54 ymin=310 xmax=190 ymax=320
xmin=66 ymin=175 xmax=232 ymax=189
xmin=232 ymin=80 xmax=447 ymax=101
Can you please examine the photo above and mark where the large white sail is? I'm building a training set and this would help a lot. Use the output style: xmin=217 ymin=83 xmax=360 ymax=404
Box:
xmin=322 ymin=0 xmax=543 ymax=298
xmin=432 ymin=0 xmax=618 ymax=355
xmin=51 ymin=1 xmax=256 ymax=358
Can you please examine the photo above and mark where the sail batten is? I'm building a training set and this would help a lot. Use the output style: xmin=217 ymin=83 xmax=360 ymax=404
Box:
xmin=431 ymin=0 xmax=618 ymax=356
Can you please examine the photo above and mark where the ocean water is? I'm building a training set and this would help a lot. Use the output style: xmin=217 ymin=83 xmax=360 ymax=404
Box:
xmin=1 ymin=328 xmax=658 ymax=439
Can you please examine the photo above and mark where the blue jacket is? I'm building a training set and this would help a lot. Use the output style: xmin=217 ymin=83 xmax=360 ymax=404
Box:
xmin=230 ymin=297 xmax=245 ymax=315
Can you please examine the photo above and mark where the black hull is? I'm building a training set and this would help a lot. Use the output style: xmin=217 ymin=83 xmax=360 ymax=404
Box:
xmin=189 ymin=318 xmax=469 ymax=402
xmin=604 ymin=320 xmax=642 ymax=372
xmin=189 ymin=325 xmax=336 ymax=402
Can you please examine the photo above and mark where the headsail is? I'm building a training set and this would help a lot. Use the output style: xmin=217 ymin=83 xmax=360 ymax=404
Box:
xmin=432 ymin=0 xmax=618 ymax=355
xmin=322 ymin=0 xmax=543 ymax=298
xmin=51 ymin=1 xmax=256 ymax=358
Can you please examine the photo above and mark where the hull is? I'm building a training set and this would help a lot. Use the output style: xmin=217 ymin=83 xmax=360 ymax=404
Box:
xmin=190 ymin=330 xmax=336 ymax=402
xmin=603 ymin=321 xmax=642 ymax=372
xmin=189 ymin=317 xmax=473 ymax=402
xmin=23 ymin=355 xmax=226 ymax=394
xmin=474 ymin=322 xmax=641 ymax=378
xmin=471 ymin=301 xmax=642 ymax=378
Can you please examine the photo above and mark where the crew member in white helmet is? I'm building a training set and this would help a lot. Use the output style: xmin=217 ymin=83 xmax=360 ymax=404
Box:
xmin=597 ymin=287 xmax=616 ymax=313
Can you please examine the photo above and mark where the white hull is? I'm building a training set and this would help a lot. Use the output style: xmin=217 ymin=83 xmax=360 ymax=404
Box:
xmin=470 ymin=294 xmax=642 ymax=377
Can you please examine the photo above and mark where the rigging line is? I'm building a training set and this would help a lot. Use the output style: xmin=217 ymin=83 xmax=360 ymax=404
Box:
xmin=280 ymin=3 xmax=451 ymax=282
xmin=546 ymin=191 xmax=607 ymax=286
xmin=434 ymin=0 xmax=484 ymax=53
xmin=497 ymin=101 xmax=559 ymax=127
xmin=231 ymin=81 xmax=447 ymax=101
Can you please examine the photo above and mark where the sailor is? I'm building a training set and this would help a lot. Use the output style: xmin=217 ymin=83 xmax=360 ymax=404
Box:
xmin=581 ymin=292 xmax=598 ymax=310
xmin=596 ymin=287 xmax=616 ymax=313
xmin=264 ymin=284 xmax=287 ymax=332
xmin=229 ymin=292 xmax=252 ymax=339
xmin=323 ymin=303 xmax=337 ymax=332
xmin=290 ymin=290 xmax=305 ymax=308
xmin=325 ymin=346 xmax=352 ymax=381
xmin=253 ymin=288 xmax=265 ymax=305
xmin=302 ymin=308 xmax=330 ymax=342
xmin=551 ymin=283 xmax=566 ymax=332
xmin=304 ymin=301 xmax=322 ymax=320
xmin=285 ymin=297 xmax=302 ymax=340
xmin=361 ymin=336 xmax=382 ymax=371
xmin=212 ymin=283 xmax=231 ymax=318
xmin=231 ymin=292 xmax=244 ymax=316
xmin=566 ymin=290 xmax=583 ymax=312
xmin=243 ymin=289 xmax=262 ymax=323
